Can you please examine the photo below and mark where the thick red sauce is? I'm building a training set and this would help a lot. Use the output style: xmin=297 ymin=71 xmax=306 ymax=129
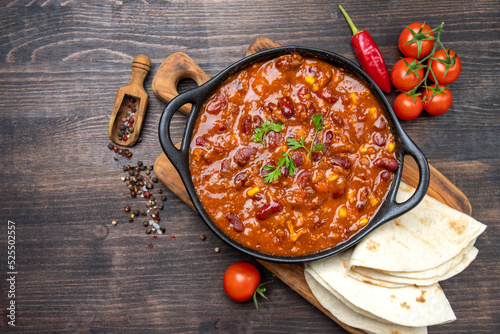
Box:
xmin=189 ymin=53 xmax=398 ymax=256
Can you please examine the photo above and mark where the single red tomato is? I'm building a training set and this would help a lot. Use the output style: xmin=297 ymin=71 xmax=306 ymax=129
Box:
xmin=398 ymin=23 xmax=435 ymax=59
xmin=394 ymin=93 xmax=423 ymax=120
xmin=423 ymin=84 xmax=453 ymax=115
xmin=429 ymin=49 xmax=461 ymax=85
xmin=390 ymin=58 xmax=425 ymax=91
xmin=223 ymin=262 xmax=266 ymax=306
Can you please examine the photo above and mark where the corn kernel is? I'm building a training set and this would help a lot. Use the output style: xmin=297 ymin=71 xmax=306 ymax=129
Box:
xmin=305 ymin=76 xmax=315 ymax=84
xmin=369 ymin=107 xmax=377 ymax=117
xmin=338 ymin=206 xmax=347 ymax=218
xmin=387 ymin=142 xmax=395 ymax=153
xmin=326 ymin=172 xmax=339 ymax=182
xmin=312 ymin=84 xmax=319 ymax=92
xmin=359 ymin=217 xmax=369 ymax=227
xmin=246 ymin=187 xmax=260 ymax=197
xmin=369 ymin=194 xmax=380 ymax=206
xmin=359 ymin=145 xmax=367 ymax=153
xmin=350 ymin=93 xmax=359 ymax=104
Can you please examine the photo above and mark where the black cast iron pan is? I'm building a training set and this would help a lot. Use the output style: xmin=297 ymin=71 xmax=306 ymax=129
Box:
xmin=158 ymin=46 xmax=430 ymax=263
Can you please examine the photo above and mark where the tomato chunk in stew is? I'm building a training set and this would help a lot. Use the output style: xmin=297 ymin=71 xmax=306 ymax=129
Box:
xmin=189 ymin=53 xmax=398 ymax=256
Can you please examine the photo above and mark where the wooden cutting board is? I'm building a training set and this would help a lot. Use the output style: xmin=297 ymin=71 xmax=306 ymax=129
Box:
xmin=152 ymin=37 xmax=472 ymax=333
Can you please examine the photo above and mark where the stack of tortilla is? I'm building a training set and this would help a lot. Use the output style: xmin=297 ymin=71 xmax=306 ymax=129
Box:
xmin=305 ymin=182 xmax=486 ymax=334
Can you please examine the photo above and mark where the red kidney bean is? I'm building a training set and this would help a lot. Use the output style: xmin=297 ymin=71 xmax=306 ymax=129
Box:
xmin=331 ymin=114 xmax=344 ymax=127
xmin=379 ymin=170 xmax=390 ymax=181
xmin=206 ymin=92 xmax=228 ymax=115
xmin=289 ymin=150 xmax=305 ymax=167
xmin=220 ymin=159 xmax=231 ymax=173
xmin=307 ymin=104 xmax=317 ymax=116
xmin=240 ymin=116 xmax=251 ymax=134
xmin=225 ymin=212 xmax=244 ymax=232
xmin=266 ymin=131 xmax=284 ymax=150
xmin=252 ymin=193 xmax=263 ymax=201
xmin=278 ymin=96 xmax=295 ymax=118
xmin=324 ymin=130 xmax=334 ymax=145
xmin=234 ymin=171 xmax=249 ymax=187
xmin=297 ymin=86 xmax=309 ymax=101
xmin=234 ymin=147 xmax=257 ymax=167
xmin=311 ymin=151 xmax=323 ymax=162
xmin=332 ymin=187 xmax=345 ymax=199
xmin=256 ymin=202 xmax=283 ymax=220
xmin=373 ymin=132 xmax=386 ymax=146
xmin=374 ymin=117 xmax=387 ymax=130
xmin=377 ymin=157 xmax=399 ymax=172
xmin=253 ymin=116 xmax=262 ymax=128
xmin=195 ymin=136 xmax=207 ymax=147
xmin=316 ymin=87 xmax=339 ymax=104
xmin=356 ymin=200 xmax=368 ymax=212
xmin=296 ymin=170 xmax=312 ymax=189
xmin=218 ymin=122 xmax=227 ymax=132
xmin=330 ymin=155 xmax=351 ymax=169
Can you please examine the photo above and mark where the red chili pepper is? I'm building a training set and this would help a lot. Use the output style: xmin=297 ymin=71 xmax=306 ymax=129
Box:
xmin=339 ymin=5 xmax=391 ymax=93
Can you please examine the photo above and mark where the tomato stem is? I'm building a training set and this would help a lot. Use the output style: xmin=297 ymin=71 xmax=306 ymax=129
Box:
xmin=406 ymin=22 xmax=445 ymax=96
xmin=339 ymin=5 xmax=362 ymax=36
xmin=253 ymin=282 xmax=269 ymax=309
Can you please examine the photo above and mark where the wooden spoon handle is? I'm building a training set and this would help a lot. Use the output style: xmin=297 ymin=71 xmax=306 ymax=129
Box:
xmin=152 ymin=52 xmax=211 ymax=115
xmin=130 ymin=55 xmax=151 ymax=88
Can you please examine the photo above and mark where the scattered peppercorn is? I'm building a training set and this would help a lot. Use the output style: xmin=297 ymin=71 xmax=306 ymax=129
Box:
xmin=215 ymin=247 xmax=220 ymax=253
xmin=124 ymin=206 xmax=131 ymax=212
xmin=112 ymin=220 xmax=118 ymax=226
xmin=148 ymin=243 xmax=153 ymax=248
xmin=161 ymin=195 xmax=167 ymax=201
xmin=200 ymin=234 xmax=206 ymax=241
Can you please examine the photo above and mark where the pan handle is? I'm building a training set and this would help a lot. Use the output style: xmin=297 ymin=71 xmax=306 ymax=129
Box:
xmin=383 ymin=135 xmax=430 ymax=220
xmin=158 ymin=88 xmax=201 ymax=173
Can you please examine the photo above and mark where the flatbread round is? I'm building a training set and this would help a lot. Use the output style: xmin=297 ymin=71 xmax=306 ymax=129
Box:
xmin=347 ymin=183 xmax=486 ymax=286
xmin=305 ymin=270 xmax=428 ymax=334
xmin=306 ymin=249 xmax=456 ymax=327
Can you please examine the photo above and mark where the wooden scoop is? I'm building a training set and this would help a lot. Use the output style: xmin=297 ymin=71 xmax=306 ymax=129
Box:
xmin=108 ymin=55 xmax=151 ymax=146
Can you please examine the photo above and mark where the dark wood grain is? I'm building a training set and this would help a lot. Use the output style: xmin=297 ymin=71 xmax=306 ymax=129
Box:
xmin=0 ymin=1 xmax=499 ymax=333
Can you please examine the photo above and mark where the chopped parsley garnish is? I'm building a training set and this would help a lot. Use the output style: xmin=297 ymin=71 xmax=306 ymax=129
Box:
xmin=261 ymin=114 xmax=327 ymax=184
xmin=252 ymin=120 xmax=283 ymax=146
xmin=286 ymin=114 xmax=327 ymax=158
xmin=263 ymin=152 xmax=296 ymax=183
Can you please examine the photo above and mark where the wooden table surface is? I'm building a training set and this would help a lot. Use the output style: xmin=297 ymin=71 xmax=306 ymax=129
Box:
xmin=0 ymin=1 xmax=499 ymax=333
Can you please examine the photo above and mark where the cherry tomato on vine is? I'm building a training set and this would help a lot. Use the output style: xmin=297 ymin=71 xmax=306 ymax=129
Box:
xmin=390 ymin=58 xmax=426 ymax=91
xmin=429 ymin=49 xmax=461 ymax=85
xmin=398 ymin=23 xmax=435 ymax=59
xmin=423 ymin=84 xmax=453 ymax=116
xmin=223 ymin=262 xmax=268 ymax=308
xmin=394 ymin=93 xmax=423 ymax=120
